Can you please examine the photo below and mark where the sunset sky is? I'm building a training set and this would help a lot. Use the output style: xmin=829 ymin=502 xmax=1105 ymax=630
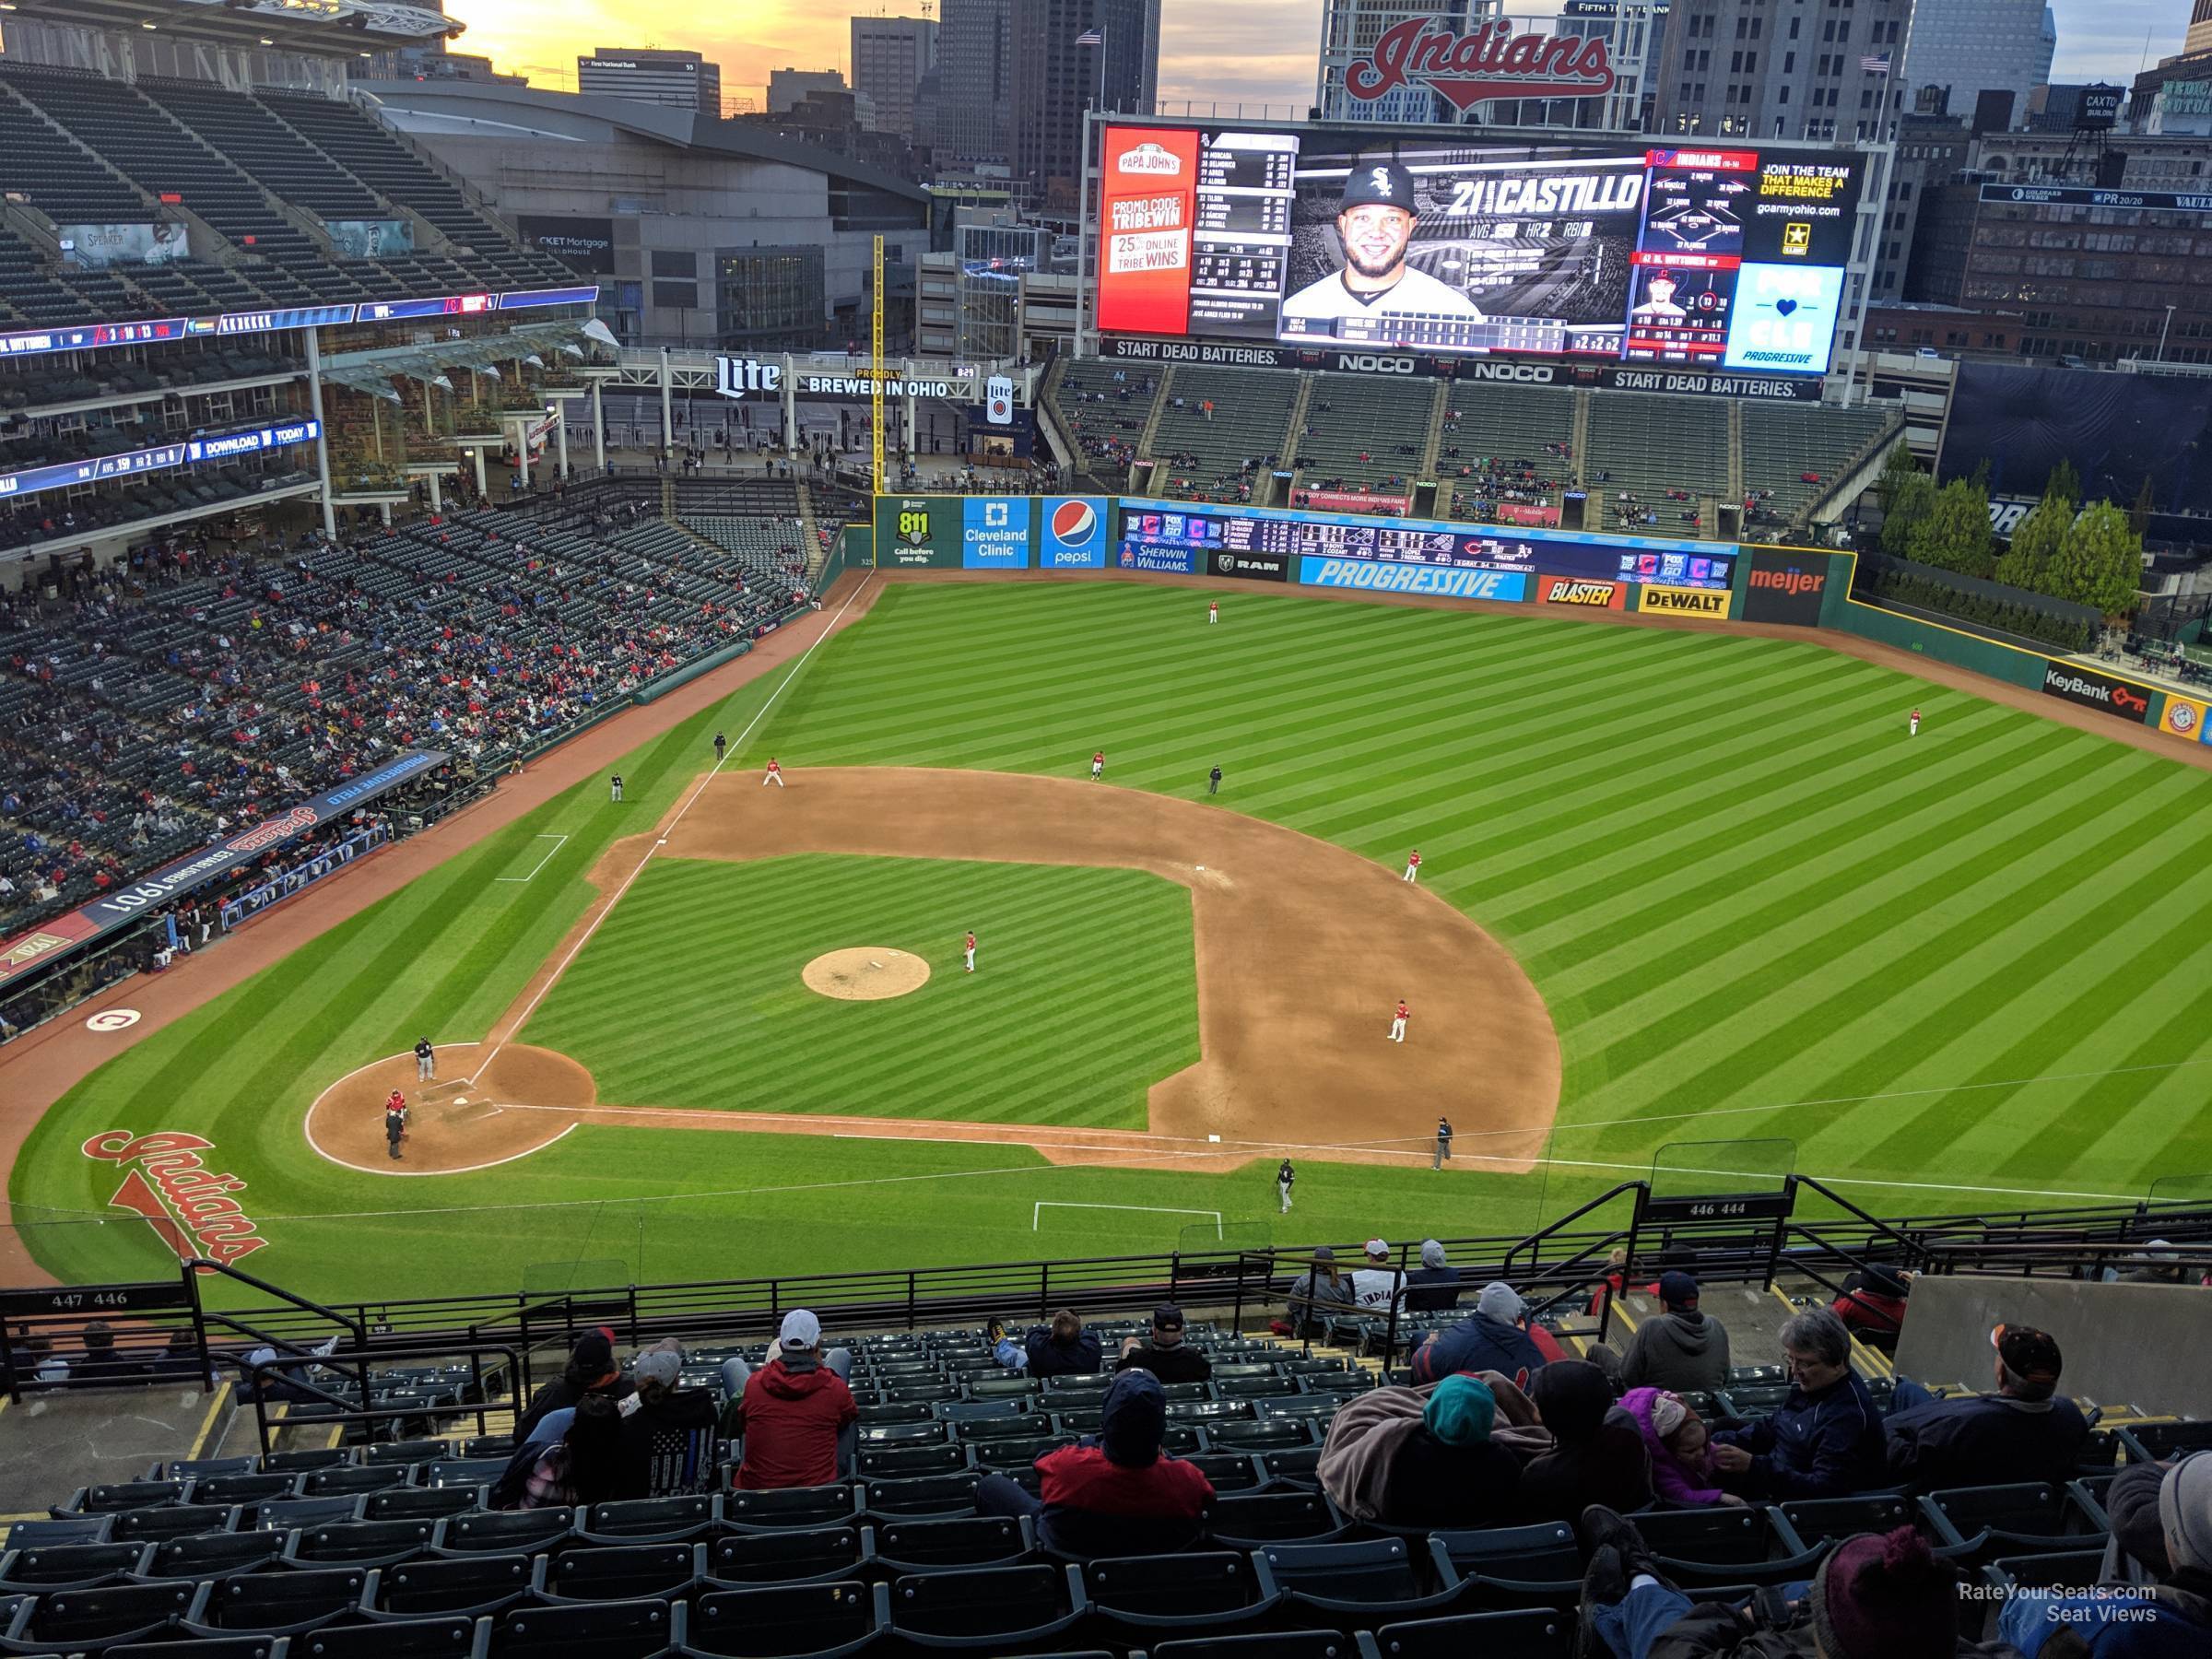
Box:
xmin=443 ymin=0 xmax=2180 ymax=114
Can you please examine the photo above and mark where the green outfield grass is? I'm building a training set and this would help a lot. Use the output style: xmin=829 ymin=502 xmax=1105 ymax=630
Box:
xmin=530 ymin=854 xmax=1198 ymax=1127
xmin=12 ymin=579 xmax=2212 ymax=1303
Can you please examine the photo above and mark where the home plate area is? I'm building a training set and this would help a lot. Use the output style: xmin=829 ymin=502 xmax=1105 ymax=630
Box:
xmin=304 ymin=1043 xmax=594 ymax=1172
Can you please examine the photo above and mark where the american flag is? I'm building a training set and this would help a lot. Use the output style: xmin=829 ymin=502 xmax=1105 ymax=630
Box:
xmin=1860 ymin=52 xmax=1892 ymax=74
xmin=1076 ymin=28 xmax=1103 ymax=45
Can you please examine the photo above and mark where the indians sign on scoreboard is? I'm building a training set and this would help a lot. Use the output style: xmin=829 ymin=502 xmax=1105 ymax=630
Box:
xmin=1096 ymin=121 xmax=1864 ymax=379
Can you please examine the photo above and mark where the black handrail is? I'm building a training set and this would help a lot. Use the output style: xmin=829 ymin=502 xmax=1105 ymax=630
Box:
xmin=228 ymin=1340 xmax=522 ymax=1455
xmin=1503 ymin=1182 xmax=1645 ymax=1279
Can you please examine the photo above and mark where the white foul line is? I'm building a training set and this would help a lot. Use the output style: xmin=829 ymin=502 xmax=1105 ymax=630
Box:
xmin=469 ymin=572 xmax=874 ymax=1086
xmin=495 ymin=833 xmax=570 ymax=883
xmin=1034 ymin=1200 xmax=1224 ymax=1238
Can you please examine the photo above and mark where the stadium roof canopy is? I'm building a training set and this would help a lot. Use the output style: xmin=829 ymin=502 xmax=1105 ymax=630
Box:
xmin=4 ymin=0 xmax=460 ymax=53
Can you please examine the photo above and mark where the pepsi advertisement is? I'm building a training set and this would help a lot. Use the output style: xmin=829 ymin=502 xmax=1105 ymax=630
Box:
xmin=1038 ymin=497 xmax=1109 ymax=568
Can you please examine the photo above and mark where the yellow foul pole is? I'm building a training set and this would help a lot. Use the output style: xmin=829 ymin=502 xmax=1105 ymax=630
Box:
xmin=871 ymin=234 xmax=885 ymax=499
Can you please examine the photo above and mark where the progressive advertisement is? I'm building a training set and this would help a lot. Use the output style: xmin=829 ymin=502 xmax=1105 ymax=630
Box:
xmin=1742 ymin=551 xmax=1830 ymax=625
xmin=2041 ymin=661 xmax=2152 ymax=724
xmin=1095 ymin=122 xmax=1863 ymax=380
xmin=1300 ymin=559 xmax=1527 ymax=599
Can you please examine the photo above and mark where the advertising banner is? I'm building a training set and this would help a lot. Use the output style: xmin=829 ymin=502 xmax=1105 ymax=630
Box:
xmin=517 ymin=215 xmax=618 ymax=275
xmin=58 ymin=222 xmax=187 ymax=269
xmin=0 ymin=749 xmax=446 ymax=989
xmin=1116 ymin=542 xmax=1200 ymax=574
xmin=1038 ymin=497 xmax=1109 ymax=568
xmin=1538 ymin=574 xmax=1625 ymax=608
xmin=877 ymin=497 xmax=960 ymax=567
xmin=2159 ymin=694 xmax=2206 ymax=742
xmin=324 ymin=218 xmax=418 ymax=260
xmin=1743 ymin=551 xmax=1830 ymax=625
xmin=1300 ymin=558 xmax=1527 ymax=600
xmin=1495 ymin=502 xmax=1562 ymax=528
xmin=2041 ymin=661 xmax=2152 ymax=724
xmin=961 ymin=497 xmax=1031 ymax=568
xmin=1098 ymin=126 xmax=1202 ymax=337
xmin=1206 ymin=547 xmax=1290 ymax=582
xmin=1638 ymin=583 xmax=1731 ymax=618
xmin=1288 ymin=488 xmax=1410 ymax=515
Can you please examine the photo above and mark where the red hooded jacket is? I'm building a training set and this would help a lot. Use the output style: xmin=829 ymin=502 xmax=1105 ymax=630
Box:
xmin=730 ymin=1358 xmax=858 ymax=1489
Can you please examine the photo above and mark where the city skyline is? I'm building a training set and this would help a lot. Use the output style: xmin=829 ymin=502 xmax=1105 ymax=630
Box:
xmin=446 ymin=0 xmax=2185 ymax=112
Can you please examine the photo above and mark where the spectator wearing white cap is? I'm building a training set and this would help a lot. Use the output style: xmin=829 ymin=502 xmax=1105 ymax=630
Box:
xmin=1349 ymin=1239 xmax=1406 ymax=1313
xmin=724 ymin=1311 xmax=860 ymax=1489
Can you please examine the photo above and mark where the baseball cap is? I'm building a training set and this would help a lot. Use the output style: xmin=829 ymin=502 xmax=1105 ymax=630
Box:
xmin=635 ymin=1347 xmax=683 ymax=1387
xmin=1311 ymin=1245 xmax=1335 ymax=1262
xmin=1659 ymin=1270 xmax=1700 ymax=1309
xmin=779 ymin=1310 xmax=823 ymax=1351
xmin=1364 ymin=1238 xmax=1390 ymax=1258
xmin=1991 ymin=1323 xmax=2062 ymax=1384
xmin=1340 ymin=159 xmax=1417 ymax=212
xmin=1648 ymin=267 xmax=1681 ymax=285
xmin=1152 ymin=1304 xmax=1185 ymax=1333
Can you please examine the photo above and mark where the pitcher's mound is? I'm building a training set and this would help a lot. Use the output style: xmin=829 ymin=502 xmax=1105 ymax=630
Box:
xmin=804 ymin=947 xmax=930 ymax=1001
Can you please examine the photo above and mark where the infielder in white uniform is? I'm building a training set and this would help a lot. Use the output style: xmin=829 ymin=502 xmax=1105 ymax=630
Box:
xmin=1279 ymin=159 xmax=1485 ymax=336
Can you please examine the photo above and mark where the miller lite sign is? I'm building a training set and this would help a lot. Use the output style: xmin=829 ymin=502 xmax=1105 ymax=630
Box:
xmin=1346 ymin=18 xmax=1617 ymax=113
xmin=985 ymin=374 xmax=1014 ymax=425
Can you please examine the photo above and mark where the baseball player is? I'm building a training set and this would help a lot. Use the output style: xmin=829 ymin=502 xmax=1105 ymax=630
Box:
xmin=1909 ymin=708 xmax=1921 ymax=737
xmin=1090 ymin=749 xmax=1105 ymax=782
xmin=1280 ymin=159 xmax=1484 ymax=333
xmin=1433 ymin=1115 xmax=1453 ymax=1169
xmin=1403 ymin=849 xmax=1421 ymax=883
xmin=713 ymin=732 xmax=727 ymax=763
xmin=609 ymin=773 xmax=623 ymax=803
xmin=1388 ymin=999 xmax=1409 ymax=1043
xmin=414 ymin=1037 xmax=434 ymax=1082
xmin=763 ymin=757 xmax=784 ymax=787
xmin=1208 ymin=600 xmax=1219 ymax=626
xmin=1207 ymin=765 xmax=1222 ymax=796
xmin=1277 ymin=1158 xmax=1296 ymax=1215
xmin=964 ymin=930 xmax=977 ymax=973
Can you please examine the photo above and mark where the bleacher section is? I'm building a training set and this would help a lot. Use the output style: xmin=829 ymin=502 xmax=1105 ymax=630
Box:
xmin=1432 ymin=385 xmax=1581 ymax=522
xmin=1049 ymin=359 xmax=1158 ymax=483
xmin=1739 ymin=402 xmax=1900 ymax=531
xmin=1145 ymin=368 xmax=1299 ymax=505
xmin=1583 ymin=394 xmax=1731 ymax=534
xmin=1292 ymin=374 xmax=1434 ymax=500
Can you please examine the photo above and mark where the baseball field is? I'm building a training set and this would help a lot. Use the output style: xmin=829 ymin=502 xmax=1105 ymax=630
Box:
xmin=10 ymin=574 xmax=2212 ymax=1303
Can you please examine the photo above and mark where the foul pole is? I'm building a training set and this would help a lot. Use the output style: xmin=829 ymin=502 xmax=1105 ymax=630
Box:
xmin=870 ymin=234 xmax=885 ymax=500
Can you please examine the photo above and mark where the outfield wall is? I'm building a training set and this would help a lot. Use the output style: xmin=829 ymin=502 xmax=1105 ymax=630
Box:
xmin=869 ymin=495 xmax=2207 ymax=754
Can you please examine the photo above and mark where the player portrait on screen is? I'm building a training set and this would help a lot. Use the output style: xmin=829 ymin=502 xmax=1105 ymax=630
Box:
xmin=1630 ymin=269 xmax=1688 ymax=321
xmin=1279 ymin=159 xmax=1484 ymax=328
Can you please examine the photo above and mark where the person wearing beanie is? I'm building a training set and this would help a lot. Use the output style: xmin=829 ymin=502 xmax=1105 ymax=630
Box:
xmin=612 ymin=1338 xmax=718 ymax=1500
xmin=1405 ymin=1239 xmax=1464 ymax=1313
xmin=1710 ymin=1308 xmax=1887 ymax=1501
xmin=976 ymin=1368 xmax=1216 ymax=1559
xmin=1412 ymin=1280 xmax=1550 ymax=1386
xmin=512 ymin=1324 xmax=634 ymax=1443
xmin=1883 ymin=1324 xmax=2088 ymax=1491
xmin=1576 ymin=1508 xmax=2028 ymax=1658
xmin=1998 ymin=1449 xmax=2212 ymax=1656
xmin=1518 ymin=1359 xmax=1653 ymax=1524
xmin=725 ymin=1310 xmax=860 ymax=1490
xmin=1594 ymin=1270 xmax=1734 ymax=1397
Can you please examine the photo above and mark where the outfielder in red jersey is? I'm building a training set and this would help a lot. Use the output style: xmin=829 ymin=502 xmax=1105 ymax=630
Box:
xmin=1388 ymin=1000 xmax=1409 ymax=1043
xmin=1207 ymin=600 xmax=1218 ymax=626
xmin=762 ymin=757 xmax=784 ymax=787
xmin=1089 ymin=750 xmax=1105 ymax=782
xmin=1909 ymin=709 xmax=1920 ymax=737
xmin=1402 ymin=850 xmax=1421 ymax=883
xmin=964 ymin=931 xmax=977 ymax=973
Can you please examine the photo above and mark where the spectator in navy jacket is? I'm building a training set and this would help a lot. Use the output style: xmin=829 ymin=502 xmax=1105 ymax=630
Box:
xmin=975 ymin=1368 xmax=1216 ymax=1558
xmin=1884 ymin=1324 xmax=2089 ymax=1490
xmin=1711 ymin=1308 xmax=1887 ymax=1500
xmin=1411 ymin=1281 xmax=1549 ymax=1386
xmin=1403 ymin=1239 xmax=1464 ymax=1313
xmin=990 ymin=1309 xmax=1102 ymax=1378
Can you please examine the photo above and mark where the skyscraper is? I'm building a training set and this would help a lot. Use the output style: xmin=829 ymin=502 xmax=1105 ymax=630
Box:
xmin=1316 ymin=0 xmax=1467 ymax=123
xmin=1011 ymin=0 xmax=1160 ymax=207
xmin=1901 ymin=0 xmax=2056 ymax=128
xmin=1650 ymin=0 xmax=1911 ymax=142
xmin=938 ymin=0 xmax=1015 ymax=166
xmin=851 ymin=16 xmax=938 ymax=144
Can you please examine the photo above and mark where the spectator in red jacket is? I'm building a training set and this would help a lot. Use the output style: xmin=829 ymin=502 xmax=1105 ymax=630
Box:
xmin=975 ymin=1367 xmax=1216 ymax=1558
xmin=724 ymin=1310 xmax=859 ymax=1489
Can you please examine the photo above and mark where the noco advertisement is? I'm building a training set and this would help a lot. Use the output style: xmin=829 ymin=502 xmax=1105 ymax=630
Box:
xmin=1096 ymin=122 xmax=1864 ymax=380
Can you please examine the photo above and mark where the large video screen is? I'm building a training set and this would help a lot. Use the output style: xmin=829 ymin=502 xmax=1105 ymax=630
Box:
xmin=1097 ymin=124 xmax=1865 ymax=376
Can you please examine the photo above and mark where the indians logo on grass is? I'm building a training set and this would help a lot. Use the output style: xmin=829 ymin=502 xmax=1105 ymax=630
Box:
xmin=81 ymin=1130 xmax=266 ymax=1266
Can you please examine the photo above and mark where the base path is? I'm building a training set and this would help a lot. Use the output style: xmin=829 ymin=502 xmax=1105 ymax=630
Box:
xmin=303 ymin=768 xmax=1563 ymax=1174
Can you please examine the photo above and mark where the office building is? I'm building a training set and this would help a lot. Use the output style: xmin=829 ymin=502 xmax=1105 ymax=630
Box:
xmin=938 ymin=0 xmax=1014 ymax=165
xmin=2192 ymin=0 xmax=2212 ymax=57
xmin=1900 ymin=0 xmax=2054 ymax=129
xmin=1650 ymin=0 xmax=1912 ymax=142
xmin=768 ymin=67 xmax=848 ymax=114
xmin=851 ymin=16 xmax=937 ymax=143
xmin=1011 ymin=0 xmax=1160 ymax=209
xmin=1317 ymin=1 xmax=1469 ymax=123
xmin=1477 ymin=5 xmax=1670 ymax=133
xmin=576 ymin=48 xmax=723 ymax=114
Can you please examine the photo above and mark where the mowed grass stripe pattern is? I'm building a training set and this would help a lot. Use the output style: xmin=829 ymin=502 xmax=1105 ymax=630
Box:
xmin=757 ymin=582 xmax=2212 ymax=1200
xmin=527 ymin=855 xmax=1199 ymax=1128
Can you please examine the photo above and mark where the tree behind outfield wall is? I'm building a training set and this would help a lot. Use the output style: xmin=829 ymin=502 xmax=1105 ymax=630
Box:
xmin=1906 ymin=477 xmax=1995 ymax=578
xmin=1994 ymin=490 xmax=2072 ymax=594
xmin=1877 ymin=442 xmax=1935 ymax=559
xmin=2045 ymin=501 xmax=2146 ymax=618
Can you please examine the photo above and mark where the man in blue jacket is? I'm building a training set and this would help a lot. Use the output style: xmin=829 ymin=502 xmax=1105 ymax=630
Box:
xmin=1884 ymin=1324 xmax=2089 ymax=1490
xmin=989 ymin=1309 xmax=1102 ymax=1379
xmin=1411 ymin=1280 xmax=1549 ymax=1386
xmin=1711 ymin=1308 xmax=1886 ymax=1500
